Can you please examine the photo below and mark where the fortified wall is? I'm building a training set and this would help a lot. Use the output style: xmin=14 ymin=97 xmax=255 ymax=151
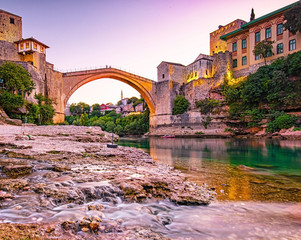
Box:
xmin=150 ymin=51 xmax=232 ymax=134
xmin=0 ymin=9 xmax=64 ymax=123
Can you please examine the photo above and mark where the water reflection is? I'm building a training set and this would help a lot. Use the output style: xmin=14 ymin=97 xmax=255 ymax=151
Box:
xmin=119 ymin=137 xmax=301 ymax=201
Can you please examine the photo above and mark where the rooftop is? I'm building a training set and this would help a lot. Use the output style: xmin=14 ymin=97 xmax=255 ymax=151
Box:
xmin=220 ymin=1 xmax=299 ymax=40
xmin=0 ymin=9 xmax=21 ymax=19
xmin=15 ymin=37 xmax=50 ymax=48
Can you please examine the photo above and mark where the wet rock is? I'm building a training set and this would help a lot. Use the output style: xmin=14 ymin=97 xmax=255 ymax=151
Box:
xmin=87 ymin=204 xmax=103 ymax=211
xmin=237 ymin=165 xmax=256 ymax=171
xmin=61 ymin=221 xmax=77 ymax=232
xmin=0 ymin=179 xmax=28 ymax=191
xmin=2 ymin=164 xmax=32 ymax=177
xmin=53 ymin=164 xmax=71 ymax=172
xmin=0 ymin=190 xmax=13 ymax=200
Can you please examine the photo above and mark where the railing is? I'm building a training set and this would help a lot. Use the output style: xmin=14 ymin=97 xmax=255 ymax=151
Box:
xmin=54 ymin=65 xmax=155 ymax=80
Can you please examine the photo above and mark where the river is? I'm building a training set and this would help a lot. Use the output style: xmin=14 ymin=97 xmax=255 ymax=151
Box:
xmin=1 ymin=136 xmax=301 ymax=239
xmin=117 ymin=137 xmax=301 ymax=239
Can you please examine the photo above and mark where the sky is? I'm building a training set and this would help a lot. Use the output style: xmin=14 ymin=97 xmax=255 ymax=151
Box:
xmin=1 ymin=0 xmax=297 ymax=105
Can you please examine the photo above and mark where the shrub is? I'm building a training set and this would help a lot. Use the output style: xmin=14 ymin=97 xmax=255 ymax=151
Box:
xmin=196 ymin=98 xmax=222 ymax=114
xmin=266 ymin=113 xmax=297 ymax=132
xmin=172 ymin=95 xmax=189 ymax=115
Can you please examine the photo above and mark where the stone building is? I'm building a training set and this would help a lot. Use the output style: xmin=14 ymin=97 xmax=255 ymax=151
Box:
xmin=210 ymin=19 xmax=247 ymax=56
xmin=220 ymin=2 xmax=301 ymax=78
xmin=0 ymin=9 xmax=63 ymax=122
xmin=157 ymin=54 xmax=214 ymax=85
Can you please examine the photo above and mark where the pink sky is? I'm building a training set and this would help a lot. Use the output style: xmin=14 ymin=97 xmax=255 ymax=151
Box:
xmin=1 ymin=0 xmax=297 ymax=105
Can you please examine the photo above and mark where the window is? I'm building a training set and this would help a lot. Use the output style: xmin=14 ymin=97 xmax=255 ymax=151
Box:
xmin=277 ymin=43 xmax=283 ymax=54
xmin=25 ymin=42 xmax=29 ymax=49
xmin=162 ymin=74 xmax=165 ymax=79
xmin=10 ymin=18 xmax=14 ymax=24
xmin=233 ymin=59 xmax=237 ymax=68
xmin=40 ymin=47 xmax=44 ymax=53
xmin=33 ymin=43 xmax=37 ymax=50
xmin=20 ymin=44 xmax=23 ymax=50
xmin=255 ymin=54 xmax=261 ymax=60
xmin=232 ymin=42 xmax=237 ymax=52
xmin=267 ymin=50 xmax=272 ymax=57
xmin=242 ymin=39 xmax=247 ymax=49
xmin=242 ymin=56 xmax=247 ymax=66
xmin=289 ymin=39 xmax=296 ymax=51
xmin=277 ymin=23 xmax=283 ymax=35
xmin=265 ymin=28 xmax=271 ymax=39
xmin=255 ymin=31 xmax=260 ymax=43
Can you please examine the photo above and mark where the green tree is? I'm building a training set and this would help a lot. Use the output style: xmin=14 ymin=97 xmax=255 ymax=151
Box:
xmin=92 ymin=103 xmax=101 ymax=111
xmin=105 ymin=121 xmax=116 ymax=132
xmin=253 ymin=40 xmax=274 ymax=65
xmin=70 ymin=103 xmax=82 ymax=115
xmin=34 ymin=94 xmax=55 ymax=124
xmin=80 ymin=112 xmax=89 ymax=126
xmin=0 ymin=91 xmax=24 ymax=112
xmin=127 ymin=97 xmax=138 ymax=104
xmin=284 ymin=1 xmax=301 ymax=34
xmin=0 ymin=62 xmax=34 ymax=95
xmin=172 ymin=95 xmax=189 ymax=115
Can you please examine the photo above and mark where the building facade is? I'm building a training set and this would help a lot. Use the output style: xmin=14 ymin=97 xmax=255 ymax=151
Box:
xmin=220 ymin=2 xmax=301 ymax=78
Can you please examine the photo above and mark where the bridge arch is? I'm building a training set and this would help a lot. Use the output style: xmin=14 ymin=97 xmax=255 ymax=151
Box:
xmin=62 ymin=68 xmax=156 ymax=115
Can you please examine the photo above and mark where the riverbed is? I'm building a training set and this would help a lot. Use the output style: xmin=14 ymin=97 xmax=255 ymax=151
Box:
xmin=118 ymin=137 xmax=301 ymax=239
xmin=0 ymin=126 xmax=300 ymax=239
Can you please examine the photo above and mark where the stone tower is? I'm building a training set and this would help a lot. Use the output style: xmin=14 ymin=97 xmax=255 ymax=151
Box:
xmin=0 ymin=9 xmax=22 ymax=43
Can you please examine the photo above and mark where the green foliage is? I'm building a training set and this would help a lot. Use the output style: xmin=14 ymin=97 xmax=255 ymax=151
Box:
xmin=126 ymin=97 xmax=144 ymax=111
xmin=266 ymin=113 xmax=297 ymax=133
xmin=127 ymin=97 xmax=138 ymax=104
xmin=293 ymin=127 xmax=301 ymax=131
xmin=284 ymin=2 xmax=301 ymax=34
xmin=69 ymin=102 xmax=90 ymax=115
xmin=172 ymin=95 xmax=189 ymax=115
xmin=65 ymin=107 xmax=150 ymax=136
xmin=39 ymin=104 xmax=54 ymax=125
xmin=244 ymin=109 xmax=264 ymax=127
xmin=196 ymin=98 xmax=222 ymax=114
xmin=253 ymin=40 xmax=274 ymax=64
xmin=80 ymin=112 xmax=89 ymax=126
xmin=27 ymin=103 xmax=40 ymax=124
xmin=105 ymin=121 xmax=116 ymax=132
xmin=0 ymin=62 xmax=33 ymax=94
xmin=0 ymin=91 xmax=24 ymax=112
xmin=92 ymin=103 xmax=101 ymax=111
xmin=202 ymin=116 xmax=211 ymax=129
xmin=34 ymin=94 xmax=55 ymax=125
xmin=222 ymin=51 xmax=301 ymax=112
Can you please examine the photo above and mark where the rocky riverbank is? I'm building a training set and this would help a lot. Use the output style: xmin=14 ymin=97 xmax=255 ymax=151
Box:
xmin=0 ymin=125 xmax=215 ymax=239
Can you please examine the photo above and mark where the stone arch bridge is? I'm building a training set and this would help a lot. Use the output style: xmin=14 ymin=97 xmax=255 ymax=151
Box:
xmin=52 ymin=67 xmax=177 ymax=128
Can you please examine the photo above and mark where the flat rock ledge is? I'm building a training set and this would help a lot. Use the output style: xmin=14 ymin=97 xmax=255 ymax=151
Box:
xmin=0 ymin=125 xmax=215 ymax=239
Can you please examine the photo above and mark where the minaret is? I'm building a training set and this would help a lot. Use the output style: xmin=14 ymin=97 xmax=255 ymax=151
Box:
xmin=121 ymin=90 xmax=123 ymax=100
xmin=250 ymin=8 xmax=255 ymax=21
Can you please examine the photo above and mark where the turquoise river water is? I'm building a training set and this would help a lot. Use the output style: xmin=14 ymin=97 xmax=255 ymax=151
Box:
xmin=117 ymin=137 xmax=301 ymax=239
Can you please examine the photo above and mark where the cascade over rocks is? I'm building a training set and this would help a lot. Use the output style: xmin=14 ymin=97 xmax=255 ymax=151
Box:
xmin=0 ymin=125 xmax=215 ymax=239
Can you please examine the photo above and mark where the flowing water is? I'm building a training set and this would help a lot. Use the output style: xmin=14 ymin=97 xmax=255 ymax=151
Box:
xmin=117 ymin=137 xmax=301 ymax=239
xmin=1 ymin=138 xmax=301 ymax=239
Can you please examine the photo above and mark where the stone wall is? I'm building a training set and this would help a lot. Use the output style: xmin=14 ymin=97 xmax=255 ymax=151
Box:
xmin=0 ymin=40 xmax=22 ymax=61
xmin=0 ymin=10 xmax=22 ymax=43
xmin=183 ymin=78 xmax=213 ymax=109
xmin=157 ymin=62 xmax=185 ymax=84
xmin=212 ymin=51 xmax=232 ymax=84
xmin=45 ymin=64 xmax=64 ymax=123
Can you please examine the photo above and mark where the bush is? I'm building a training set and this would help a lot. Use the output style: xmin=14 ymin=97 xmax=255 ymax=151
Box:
xmin=172 ymin=95 xmax=189 ymax=115
xmin=80 ymin=112 xmax=89 ymax=126
xmin=196 ymin=98 xmax=222 ymax=114
xmin=266 ymin=113 xmax=297 ymax=132
xmin=0 ymin=91 xmax=24 ymax=112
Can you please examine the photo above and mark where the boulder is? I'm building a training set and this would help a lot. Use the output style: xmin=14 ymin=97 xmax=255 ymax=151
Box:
xmin=2 ymin=165 xmax=32 ymax=177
